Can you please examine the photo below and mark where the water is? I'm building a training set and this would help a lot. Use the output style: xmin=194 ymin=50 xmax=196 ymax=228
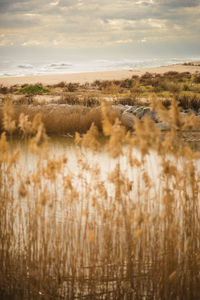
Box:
xmin=0 ymin=56 xmax=200 ymax=78
xmin=1 ymin=137 xmax=200 ymax=299
xmin=9 ymin=137 xmax=200 ymax=219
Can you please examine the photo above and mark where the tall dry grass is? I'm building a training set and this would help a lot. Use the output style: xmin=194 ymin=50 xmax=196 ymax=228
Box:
xmin=0 ymin=98 xmax=200 ymax=299
xmin=0 ymin=102 xmax=103 ymax=135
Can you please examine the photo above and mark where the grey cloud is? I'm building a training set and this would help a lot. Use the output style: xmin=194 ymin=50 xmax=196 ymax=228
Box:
xmin=0 ymin=12 xmax=41 ymax=29
xmin=0 ymin=0 xmax=199 ymax=48
xmin=156 ymin=0 xmax=200 ymax=8
xmin=0 ymin=0 xmax=31 ymax=12
xmin=58 ymin=0 xmax=79 ymax=7
xmin=0 ymin=0 xmax=49 ymax=13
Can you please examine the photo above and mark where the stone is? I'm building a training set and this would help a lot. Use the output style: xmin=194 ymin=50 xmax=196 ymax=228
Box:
xmin=121 ymin=112 xmax=135 ymax=128
xmin=134 ymin=107 xmax=145 ymax=119
xmin=124 ymin=105 xmax=138 ymax=114
xmin=112 ymin=104 xmax=127 ymax=114
xmin=156 ymin=122 xmax=171 ymax=131
xmin=144 ymin=110 xmax=158 ymax=122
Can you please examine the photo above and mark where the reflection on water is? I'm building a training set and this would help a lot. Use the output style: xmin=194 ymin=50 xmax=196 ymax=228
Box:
xmin=1 ymin=136 xmax=200 ymax=299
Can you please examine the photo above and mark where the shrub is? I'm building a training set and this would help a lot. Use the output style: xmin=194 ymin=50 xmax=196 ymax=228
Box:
xmin=0 ymin=85 xmax=18 ymax=94
xmin=0 ymin=85 xmax=9 ymax=94
xmin=194 ymin=74 xmax=200 ymax=84
xmin=176 ymin=92 xmax=200 ymax=111
xmin=52 ymin=81 xmax=66 ymax=88
xmin=17 ymin=85 xmax=49 ymax=95
xmin=66 ymin=82 xmax=79 ymax=92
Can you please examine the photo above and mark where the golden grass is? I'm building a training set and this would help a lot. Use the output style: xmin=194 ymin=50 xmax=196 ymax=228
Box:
xmin=0 ymin=98 xmax=200 ymax=299
xmin=0 ymin=103 xmax=104 ymax=135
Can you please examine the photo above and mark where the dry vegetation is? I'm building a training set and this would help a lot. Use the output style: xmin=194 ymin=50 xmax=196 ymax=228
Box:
xmin=0 ymin=71 xmax=200 ymax=137
xmin=1 ymin=71 xmax=200 ymax=110
xmin=0 ymin=97 xmax=200 ymax=299
xmin=0 ymin=102 xmax=103 ymax=135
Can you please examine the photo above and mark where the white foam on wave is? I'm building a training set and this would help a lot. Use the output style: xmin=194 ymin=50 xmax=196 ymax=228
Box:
xmin=17 ymin=64 xmax=33 ymax=69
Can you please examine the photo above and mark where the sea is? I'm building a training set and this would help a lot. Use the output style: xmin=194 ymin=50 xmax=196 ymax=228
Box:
xmin=0 ymin=56 xmax=199 ymax=78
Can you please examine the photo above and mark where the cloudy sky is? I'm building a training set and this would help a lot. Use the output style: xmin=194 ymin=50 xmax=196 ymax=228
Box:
xmin=0 ymin=0 xmax=200 ymax=60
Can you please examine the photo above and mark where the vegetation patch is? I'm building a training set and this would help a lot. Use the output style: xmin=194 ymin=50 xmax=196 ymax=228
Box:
xmin=17 ymin=84 xmax=50 ymax=95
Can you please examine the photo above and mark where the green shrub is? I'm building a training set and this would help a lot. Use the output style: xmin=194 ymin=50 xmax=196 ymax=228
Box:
xmin=17 ymin=85 xmax=49 ymax=95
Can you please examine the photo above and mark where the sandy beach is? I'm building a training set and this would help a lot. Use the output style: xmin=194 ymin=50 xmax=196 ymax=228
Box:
xmin=0 ymin=63 xmax=200 ymax=87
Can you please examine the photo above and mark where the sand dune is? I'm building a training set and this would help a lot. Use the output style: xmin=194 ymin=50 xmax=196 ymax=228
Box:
xmin=0 ymin=63 xmax=200 ymax=87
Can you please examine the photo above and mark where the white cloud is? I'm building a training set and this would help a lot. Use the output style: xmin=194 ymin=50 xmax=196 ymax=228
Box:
xmin=147 ymin=18 xmax=166 ymax=29
xmin=140 ymin=37 xmax=147 ymax=43
xmin=116 ymin=39 xmax=133 ymax=44
xmin=49 ymin=1 xmax=60 ymax=6
xmin=22 ymin=40 xmax=41 ymax=46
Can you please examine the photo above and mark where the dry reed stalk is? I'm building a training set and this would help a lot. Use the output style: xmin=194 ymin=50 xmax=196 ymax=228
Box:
xmin=0 ymin=97 xmax=200 ymax=299
xmin=0 ymin=104 xmax=103 ymax=135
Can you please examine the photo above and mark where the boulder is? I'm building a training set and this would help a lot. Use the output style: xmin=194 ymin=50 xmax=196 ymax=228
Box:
xmin=143 ymin=109 xmax=158 ymax=122
xmin=121 ymin=112 xmax=135 ymax=128
xmin=124 ymin=105 xmax=138 ymax=114
xmin=111 ymin=104 xmax=127 ymax=114
xmin=156 ymin=122 xmax=171 ymax=131
xmin=134 ymin=107 xmax=145 ymax=119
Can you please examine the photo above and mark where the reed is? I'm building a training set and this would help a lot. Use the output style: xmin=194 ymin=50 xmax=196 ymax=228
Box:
xmin=0 ymin=103 xmax=103 ymax=135
xmin=0 ymin=98 xmax=200 ymax=299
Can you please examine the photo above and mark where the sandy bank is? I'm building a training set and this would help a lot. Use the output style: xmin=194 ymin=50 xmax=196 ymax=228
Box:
xmin=0 ymin=63 xmax=200 ymax=87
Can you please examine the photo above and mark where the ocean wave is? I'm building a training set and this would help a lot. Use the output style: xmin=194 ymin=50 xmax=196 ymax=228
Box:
xmin=17 ymin=64 xmax=33 ymax=69
xmin=0 ymin=56 xmax=200 ymax=78
xmin=0 ymin=72 xmax=20 ymax=77
xmin=47 ymin=62 xmax=73 ymax=69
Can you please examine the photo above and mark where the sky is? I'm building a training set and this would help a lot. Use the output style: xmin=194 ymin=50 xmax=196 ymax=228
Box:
xmin=0 ymin=0 xmax=200 ymax=61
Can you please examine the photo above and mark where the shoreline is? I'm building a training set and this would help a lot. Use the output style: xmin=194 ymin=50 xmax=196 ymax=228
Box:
xmin=0 ymin=63 xmax=200 ymax=87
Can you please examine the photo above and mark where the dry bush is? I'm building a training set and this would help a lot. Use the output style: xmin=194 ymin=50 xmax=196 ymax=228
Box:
xmin=52 ymin=81 xmax=67 ymax=88
xmin=194 ymin=73 xmax=200 ymax=84
xmin=57 ymin=93 xmax=81 ymax=105
xmin=113 ymin=97 xmax=137 ymax=106
xmin=119 ymin=78 xmax=134 ymax=89
xmin=58 ymin=94 xmax=101 ymax=107
xmin=0 ymin=85 xmax=9 ymax=94
xmin=0 ymin=85 xmax=18 ymax=94
xmin=176 ymin=93 xmax=200 ymax=111
xmin=139 ymin=72 xmax=192 ymax=94
xmin=113 ymin=96 xmax=148 ymax=107
xmin=92 ymin=80 xmax=122 ymax=93
xmin=65 ymin=82 xmax=79 ymax=92
xmin=102 ymin=83 xmax=121 ymax=94
xmin=82 ymin=96 xmax=101 ymax=107
xmin=161 ymin=98 xmax=172 ymax=108
xmin=163 ymin=71 xmax=191 ymax=81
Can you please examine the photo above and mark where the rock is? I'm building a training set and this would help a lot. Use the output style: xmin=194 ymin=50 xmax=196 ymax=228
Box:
xmin=121 ymin=112 xmax=135 ymax=128
xmin=180 ymin=112 xmax=187 ymax=118
xmin=134 ymin=107 xmax=145 ymax=119
xmin=156 ymin=122 xmax=171 ymax=131
xmin=124 ymin=105 xmax=138 ymax=114
xmin=123 ymin=105 xmax=159 ymax=123
xmin=111 ymin=104 xmax=127 ymax=114
xmin=143 ymin=109 xmax=158 ymax=122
